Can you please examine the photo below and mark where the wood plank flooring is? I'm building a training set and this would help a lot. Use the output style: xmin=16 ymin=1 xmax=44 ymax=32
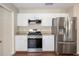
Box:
xmin=15 ymin=51 xmax=56 ymax=56
xmin=14 ymin=51 xmax=77 ymax=56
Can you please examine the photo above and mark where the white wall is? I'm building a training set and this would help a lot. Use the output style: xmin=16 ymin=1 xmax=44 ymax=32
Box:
xmin=63 ymin=6 xmax=74 ymax=16
xmin=19 ymin=8 xmax=66 ymax=13
xmin=72 ymin=5 xmax=79 ymax=54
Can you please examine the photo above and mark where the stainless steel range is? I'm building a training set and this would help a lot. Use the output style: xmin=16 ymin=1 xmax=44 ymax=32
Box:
xmin=27 ymin=29 xmax=42 ymax=52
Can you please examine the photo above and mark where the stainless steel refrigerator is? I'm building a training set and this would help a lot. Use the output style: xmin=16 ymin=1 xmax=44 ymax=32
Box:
xmin=52 ymin=17 xmax=77 ymax=55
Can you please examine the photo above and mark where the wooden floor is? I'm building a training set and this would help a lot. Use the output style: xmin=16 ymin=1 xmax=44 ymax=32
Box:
xmin=14 ymin=51 xmax=76 ymax=56
xmin=15 ymin=52 xmax=56 ymax=56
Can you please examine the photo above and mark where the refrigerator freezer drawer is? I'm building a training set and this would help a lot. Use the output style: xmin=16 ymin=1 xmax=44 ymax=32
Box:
xmin=57 ymin=43 xmax=76 ymax=54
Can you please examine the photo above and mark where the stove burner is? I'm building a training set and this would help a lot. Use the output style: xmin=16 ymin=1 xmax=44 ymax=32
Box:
xmin=28 ymin=31 xmax=42 ymax=35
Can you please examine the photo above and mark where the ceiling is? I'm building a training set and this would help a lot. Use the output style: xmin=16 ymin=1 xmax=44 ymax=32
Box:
xmin=13 ymin=3 xmax=76 ymax=9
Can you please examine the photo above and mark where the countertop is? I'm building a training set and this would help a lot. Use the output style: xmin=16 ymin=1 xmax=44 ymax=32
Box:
xmin=16 ymin=32 xmax=54 ymax=35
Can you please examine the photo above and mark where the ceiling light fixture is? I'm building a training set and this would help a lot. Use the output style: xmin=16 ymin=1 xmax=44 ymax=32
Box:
xmin=45 ymin=3 xmax=53 ymax=5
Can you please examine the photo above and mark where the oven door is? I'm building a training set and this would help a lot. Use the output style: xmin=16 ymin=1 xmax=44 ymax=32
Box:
xmin=28 ymin=38 xmax=42 ymax=48
xmin=28 ymin=38 xmax=42 ymax=52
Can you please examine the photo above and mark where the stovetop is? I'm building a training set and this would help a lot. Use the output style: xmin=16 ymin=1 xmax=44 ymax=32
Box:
xmin=28 ymin=31 xmax=42 ymax=38
xmin=28 ymin=31 xmax=42 ymax=35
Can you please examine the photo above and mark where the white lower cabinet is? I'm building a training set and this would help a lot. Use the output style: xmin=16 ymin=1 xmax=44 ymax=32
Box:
xmin=15 ymin=35 xmax=54 ymax=52
xmin=42 ymin=35 xmax=54 ymax=51
xmin=15 ymin=35 xmax=27 ymax=51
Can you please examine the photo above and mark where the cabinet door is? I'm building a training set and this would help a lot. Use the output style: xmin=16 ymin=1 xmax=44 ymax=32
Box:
xmin=41 ymin=15 xmax=52 ymax=26
xmin=17 ymin=14 xmax=28 ymax=26
xmin=43 ymin=35 xmax=54 ymax=51
xmin=15 ymin=35 xmax=27 ymax=51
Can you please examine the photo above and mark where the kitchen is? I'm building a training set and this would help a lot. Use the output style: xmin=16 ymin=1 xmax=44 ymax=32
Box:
xmin=0 ymin=3 xmax=78 ymax=56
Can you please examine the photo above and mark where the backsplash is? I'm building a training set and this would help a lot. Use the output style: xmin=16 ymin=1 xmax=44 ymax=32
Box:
xmin=16 ymin=26 xmax=52 ymax=35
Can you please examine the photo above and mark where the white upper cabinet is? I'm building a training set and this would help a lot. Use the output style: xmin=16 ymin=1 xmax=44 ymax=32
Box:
xmin=17 ymin=14 xmax=28 ymax=26
xmin=17 ymin=13 xmax=69 ymax=26
xmin=41 ymin=15 xmax=52 ymax=26
xmin=28 ymin=14 xmax=42 ymax=20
